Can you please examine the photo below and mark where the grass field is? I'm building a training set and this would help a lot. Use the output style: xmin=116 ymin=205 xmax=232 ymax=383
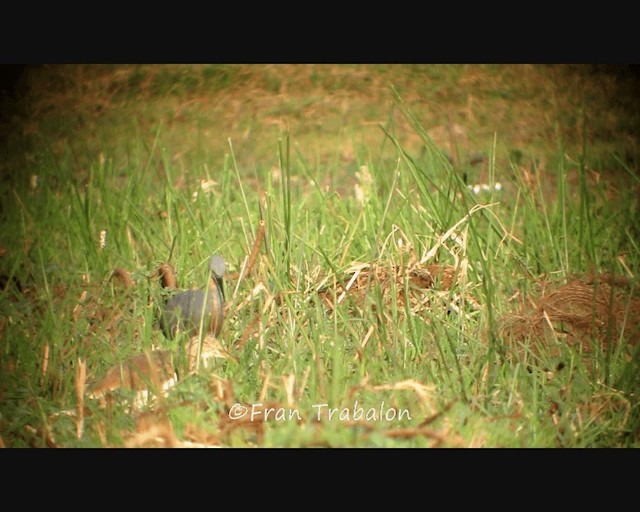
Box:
xmin=1 ymin=64 xmax=639 ymax=447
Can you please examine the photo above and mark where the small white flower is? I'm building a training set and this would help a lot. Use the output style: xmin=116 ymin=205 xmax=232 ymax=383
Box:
xmin=354 ymin=183 xmax=365 ymax=205
xmin=356 ymin=165 xmax=373 ymax=186
xmin=494 ymin=182 xmax=503 ymax=191
xmin=355 ymin=165 xmax=373 ymax=206
xmin=99 ymin=230 xmax=107 ymax=250
xmin=191 ymin=179 xmax=218 ymax=200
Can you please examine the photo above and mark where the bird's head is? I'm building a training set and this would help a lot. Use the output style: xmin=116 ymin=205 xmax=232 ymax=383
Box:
xmin=209 ymin=254 xmax=226 ymax=298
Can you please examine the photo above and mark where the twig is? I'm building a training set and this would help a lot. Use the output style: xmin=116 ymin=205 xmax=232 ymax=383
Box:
xmin=41 ymin=344 xmax=49 ymax=379
xmin=236 ymin=314 xmax=262 ymax=350
xmin=354 ymin=325 xmax=375 ymax=361
xmin=233 ymin=219 xmax=266 ymax=300
xmin=246 ymin=219 xmax=266 ymax=276
xmin=75 ymin=358 xmax=86 ymax=439
xmin=421 ymin=203 xmax=496 ymax=263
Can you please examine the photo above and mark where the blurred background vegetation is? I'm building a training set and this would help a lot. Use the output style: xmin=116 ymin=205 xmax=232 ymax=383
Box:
xmin=2 ymin=64 xmax=638 ymax=190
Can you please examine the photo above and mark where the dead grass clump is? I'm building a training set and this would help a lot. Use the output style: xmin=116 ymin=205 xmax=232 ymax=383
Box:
xmin=501 ymin=273 xmax=640 ymax=353
xmin=317 ymin=259 xmax=466 ymax=316
xmin=125 ymin=412 xmax=178 ymax=448
xmin=182 ymin=423 xmax=222 ymax=448
xmin=87 ymin=350 xmax=177 ymax=401
xmin=225 ymin=257 xmax=460 ymax=352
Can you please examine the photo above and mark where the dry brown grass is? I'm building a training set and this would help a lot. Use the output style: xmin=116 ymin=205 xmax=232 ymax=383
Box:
xmin=500 ymin=273 xmax=640 ymax=356
xmin=318 ymin=260 xmax=459 ymax=314
xmin=8 ymin=64 xmax=639 ymax=187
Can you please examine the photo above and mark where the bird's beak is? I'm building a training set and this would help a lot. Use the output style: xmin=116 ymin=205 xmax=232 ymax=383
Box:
xmin=214 ymin=275 xmax=225 ymax=300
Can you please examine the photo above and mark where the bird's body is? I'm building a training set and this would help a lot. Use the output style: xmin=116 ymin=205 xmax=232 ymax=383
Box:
xmin=159 ymin=255 xmax=226 ymax=339
xmin=86 ymin=255 xmax=227 ymax=410
xmin=162 ymin=286 xmax=224 ymax=338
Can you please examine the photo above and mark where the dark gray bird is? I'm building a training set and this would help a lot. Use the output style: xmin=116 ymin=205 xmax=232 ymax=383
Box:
xmin=158 ymin=255 xmax=226 ymax=339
